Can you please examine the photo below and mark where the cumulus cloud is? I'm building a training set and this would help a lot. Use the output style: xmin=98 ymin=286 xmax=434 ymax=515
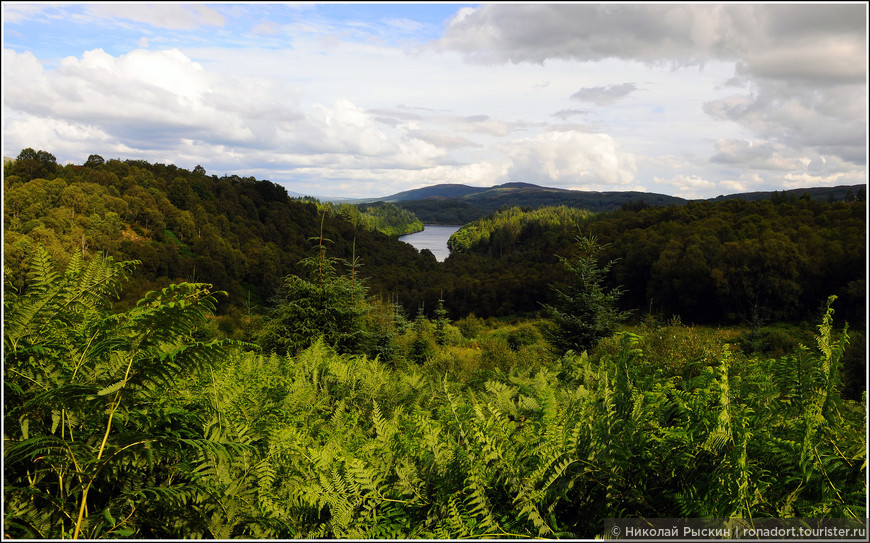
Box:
xmin=4 ymin=3 xmax=864 ymax=200
xmin=438 ymin=3 xmax=867 ymax=174
xmin=709 ymin=139 xmax=800 ymax=170
xmin=704 ymin=83 xmax=866 ymax=166
xmin=437 ymin=4 xmax=864 ymax=69
xmin=499 ymin=130 xmax=637 ymax=189
xmin=570 ymin=83 xmax=638 ymax=105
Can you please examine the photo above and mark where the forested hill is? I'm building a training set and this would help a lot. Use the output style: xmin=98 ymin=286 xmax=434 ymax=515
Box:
xmin=3 ymin=150 xmax=441 ymax=332
xmin=383 ymin=182 xmax=686 ymax=223
xmin=4 ymin=148 xmax=866 ymax=334
xmin=371 ymin=181 xmax=865 ymax=224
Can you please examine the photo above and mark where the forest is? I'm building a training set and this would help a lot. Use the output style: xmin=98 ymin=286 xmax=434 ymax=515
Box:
xmin=3 ymin=148 xmax=867 ymax=538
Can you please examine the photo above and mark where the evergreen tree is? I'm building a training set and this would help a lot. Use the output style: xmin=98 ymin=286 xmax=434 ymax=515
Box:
xmin=543 ymin=235 xmax=629 ymax=355
xmin=257 ymin=219 xmax=369 ymax=355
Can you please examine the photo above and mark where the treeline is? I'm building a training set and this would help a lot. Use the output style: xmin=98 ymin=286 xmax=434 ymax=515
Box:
xmin=439 ymin=199 xmax=866 ymax=326
xmin=301 ymin=199 xmax=424 ymax=237
xmin=447 ymin=205 xmax=592 ymax=255
xmin=3 ymin=149 xmax=438 ymax=332
xmin=4 ymin=148 xmax=866 ymax=332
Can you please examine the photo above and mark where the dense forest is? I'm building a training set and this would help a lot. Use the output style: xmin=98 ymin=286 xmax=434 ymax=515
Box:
xmin=3 ymin=148 xmax=867 ymax=538
xmin=379 ymin=180 xmax=865 ymax=225
xmin=442 ymin=198 xmax=866 ymax=325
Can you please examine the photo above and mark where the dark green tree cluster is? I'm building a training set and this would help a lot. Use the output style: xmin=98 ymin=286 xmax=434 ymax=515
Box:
xmin=447 ymin=205 xmax=591 ymax=256
xmin=301 ymin=199 xmax=424 ymax=237
xmin=438 ymin=200 xmax=865 ymax=326
xmin=257 ymin=227 xmax=370 ymax=356
xmin=4 ymin=147 xmax=865 ymax=340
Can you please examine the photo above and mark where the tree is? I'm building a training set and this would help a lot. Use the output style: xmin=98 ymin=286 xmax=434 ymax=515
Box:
xmin=13 ymin=147 xmax=58 ymax=181
xmin=257 ymin=219 xmax=369 ymax=355
xmin=84 ymin=154 xmax=105 ymax=167
xmin=543 ymin=235 xmax=629 ymax=355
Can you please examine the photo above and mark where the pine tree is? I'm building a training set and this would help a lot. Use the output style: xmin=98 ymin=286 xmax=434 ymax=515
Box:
xmin=543 ymin=235 xmax=630 ymax=355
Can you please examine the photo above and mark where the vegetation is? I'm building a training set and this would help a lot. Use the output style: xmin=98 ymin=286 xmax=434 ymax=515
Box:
xmin=388 ymin=181 xmax=863 ymax=225
xmin=3 ymin=148 xmax=437 ymax=333
xmin=442 ymin=200 xmax=865 ymax=325
xmin=303 ymin=199 xmax=424 ymax=237
xmin=4 ymin=247 xmax=864 ymax=538
xmin=447 ymin=205 xmax=592 ymax=256
xmin=3 ymin=148 xmax=866 ymax=537
xmin=543 ymin=235 xmax=630 ymax=356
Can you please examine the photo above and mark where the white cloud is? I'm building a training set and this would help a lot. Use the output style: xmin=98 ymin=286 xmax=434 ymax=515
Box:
xmin=86 ymin=4 xmax=226 ymax=30
xmin=3 ymin=4 xmax=865 ymax=200
xmin=499 ymin=130 xmax=637 ymax=189
xmin=1 ymin=2 xmax=50 ymax=24
xmin=251 ymin=21 xmax=281 ymax=36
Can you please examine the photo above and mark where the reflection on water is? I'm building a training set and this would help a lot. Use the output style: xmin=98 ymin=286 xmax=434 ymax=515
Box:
xmin=398 ymin=225 xmax=462 ymax=262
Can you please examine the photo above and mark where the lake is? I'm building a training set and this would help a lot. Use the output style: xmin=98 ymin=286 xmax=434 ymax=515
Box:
xmin=398 ymin=225 xmax=462 ymax=262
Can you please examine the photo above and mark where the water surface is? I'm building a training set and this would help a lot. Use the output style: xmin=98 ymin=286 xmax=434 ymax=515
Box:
xmin=398 ymin=225 xmax=462 ymax=262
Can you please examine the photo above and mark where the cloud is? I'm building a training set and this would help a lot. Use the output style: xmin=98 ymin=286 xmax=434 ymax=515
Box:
xmin=450 ymin=115 xmax=515 ymax=137
xmin=86 ymin=4 xmax=226 ymax=30
xmin=738 ymin=38 xmax=866 ymax=85
xmin=1 ymin=2 xmax=51 ymax=24
xmin=551 ymin=109 xmax=587 ymax=120
xmin=437 ymin=4 xmax=865 ymax=68
xmin=499 ymin=129 xmax=637 ymax=189
xmin=384 ymin=18 xmax=425 ymax=33
xmin=437 ymin=3 xmax=867 ymax=173
xmin=570 ymin=83 xmax=639 ymax=105
xmin=437 ymin=4 xmax=753 ymax=65
xmin=252 ymin=21 xmax=281 ymax=36
xmin=406 ymin=130 xmax=481 ymax=150
xmin=704 ymin=83 xmax=866 ymax=166
xmin=709 ymin=139 xmax=799 ymax=170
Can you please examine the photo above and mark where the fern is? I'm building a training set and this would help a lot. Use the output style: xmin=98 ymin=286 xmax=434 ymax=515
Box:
xmin=3 ymin=247 xmax=246 ymax=539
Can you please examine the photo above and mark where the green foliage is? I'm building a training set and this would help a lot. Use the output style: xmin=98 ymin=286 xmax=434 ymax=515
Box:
xmin=448 ymin=205 xmax=592 ymax=255
xmin=4 ymin=249 xmax=864 ymax=537
xmin=3 ymin=148 xmax=865 ymax=538
xmin=3 ymin=149 xmax=439 ymax=333
xmin=3 ymin=247 xmax=244 ymax=539
xmin=257 ymin=222 xmax=369 ymax=356
xmin=304 ymin=199 xmax=424 ymax=237
xmin=544 ymin=235 xmax=630 ymax=355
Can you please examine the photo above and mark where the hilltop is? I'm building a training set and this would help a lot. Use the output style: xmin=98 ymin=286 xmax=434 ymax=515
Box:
xmin=362 ymin=181 xmax=866 ymax=224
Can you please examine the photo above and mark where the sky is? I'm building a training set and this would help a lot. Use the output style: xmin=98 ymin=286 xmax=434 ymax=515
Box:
xmin=2 ymin=2 xmax=868 ymax=199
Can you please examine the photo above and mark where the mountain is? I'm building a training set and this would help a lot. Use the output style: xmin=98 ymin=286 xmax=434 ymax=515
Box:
xmin=376 ymin=182 xmax=686 ymax=224
xmin=371 ymin=181 xmax=866 ymax=224
xmin=383 ymin=183 xmax=492 ymax=202
xmin=708 ymin=184 xmax=865 ymax=203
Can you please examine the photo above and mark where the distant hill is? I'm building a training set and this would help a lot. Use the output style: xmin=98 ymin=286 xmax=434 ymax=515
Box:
xmin=384 ymin=183 xmax=491 ymax=202
xmin=376 ymin=182 xmax=685 ymax=224
xmin=370 ymin=181 xmax=867 ymax=224
xmin=708 ymin=184 xmax=866 ymax=204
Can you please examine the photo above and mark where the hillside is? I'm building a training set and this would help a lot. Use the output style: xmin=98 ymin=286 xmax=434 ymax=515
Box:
xmin=378 ymin=182 xmax=682 ymax=223
xmin=4 ymin=148 xmax=865 ymax=331
xmin=3 ymin=150 xmax=442 ymax=334
xmin=371 ymin=181 xmax=866 ymax=224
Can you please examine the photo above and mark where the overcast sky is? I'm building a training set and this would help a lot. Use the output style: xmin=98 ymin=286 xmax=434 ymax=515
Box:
xmin=2 ymin=2 xmax=867 ymax=199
